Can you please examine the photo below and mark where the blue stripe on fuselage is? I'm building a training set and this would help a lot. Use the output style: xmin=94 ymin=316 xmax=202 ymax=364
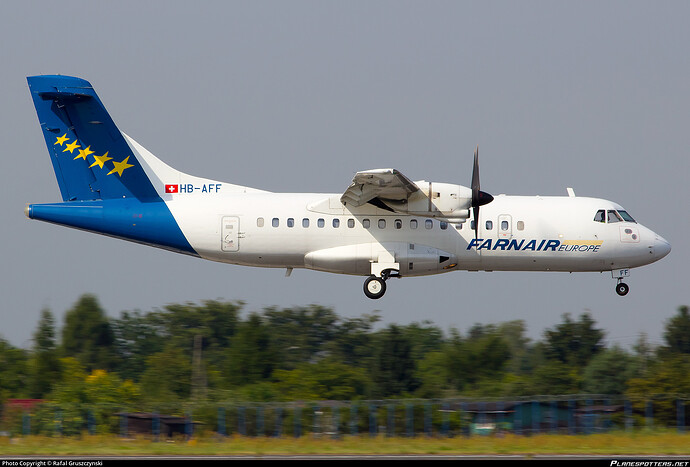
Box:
xmin=27 ymin=199 xmax=197 ymax=256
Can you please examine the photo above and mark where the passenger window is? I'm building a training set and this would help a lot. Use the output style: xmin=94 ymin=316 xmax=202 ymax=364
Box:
xmin=363 ymin=219 xmax=370 ymax=229
xmin=347 ymin=218 xmax=355 ymax=228
xmin=594 ymin=210 xmax=605 ymax=223
xmin=333 ymin=218 xmax=340 ymax=228
xmin=471 ymin=220 xmax=476 ymax=231
xmin=272 ymin=218 xmax=279 ymax=227
xmin=287 ymin=218 xmax=294 ymax=228
xmin=456 ymin=223 xmax=463 ymax=230
xmin=425 ymin=219 xmax=433 ymax=229
xmin=318 ymin=218 xmax=325 ymax=228
xmin=607 ymin=210 xmax=622 ymax=223
xmin=302 ymin=218 xmax=310 ymax=228
xmin=410 ymin=219 xmax=418 ymax=229
xmin=395 ymin=219 xmax=402 ymax=229
xmin=257 ymin=217 xmax=264 ymax=227
xmin=501 ymin=220 xmax=509 ymax=231
xmin=486 ymin=220 xmax=493 ymax=230
xmin=440 ymin=221 xmax=448 ymax=230
xmin=517 ymin=221 xmax=524 ymax=231
xmin=378 ymin=219 xmax=386 ymax=229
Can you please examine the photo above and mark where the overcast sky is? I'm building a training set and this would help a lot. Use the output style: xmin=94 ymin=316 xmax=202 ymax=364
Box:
xmin=1 ymin=1 xmax=687 ymax=349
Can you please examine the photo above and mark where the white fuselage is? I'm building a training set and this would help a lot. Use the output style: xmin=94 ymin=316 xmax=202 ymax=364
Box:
xmin=165 ymin=190 xmax=670 ymax=277
xmin=128 ymin=132 xmax=670 ymax=280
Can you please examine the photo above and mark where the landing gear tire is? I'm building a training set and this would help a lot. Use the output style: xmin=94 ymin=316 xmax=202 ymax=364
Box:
xmin=615 ymin=282 xmax=629 ymax=296
xmin=364 ymin=275 xmax=386 ymax=299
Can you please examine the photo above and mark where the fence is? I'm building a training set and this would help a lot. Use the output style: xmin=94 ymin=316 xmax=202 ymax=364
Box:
xmin=1 ymin=395 xmax=688 ymax=438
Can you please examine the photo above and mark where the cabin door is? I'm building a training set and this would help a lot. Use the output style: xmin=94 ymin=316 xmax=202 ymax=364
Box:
xmin=221 ymin=216 xmax=240 ymax=252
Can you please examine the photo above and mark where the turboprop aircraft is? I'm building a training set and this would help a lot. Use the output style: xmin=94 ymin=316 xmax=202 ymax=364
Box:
xmin=25 ymin=75 xmax=671 ymax=299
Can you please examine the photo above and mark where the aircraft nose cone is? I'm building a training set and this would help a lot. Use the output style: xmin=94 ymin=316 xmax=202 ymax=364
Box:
xmin=654 ymin=234 xmax=671 ymax=260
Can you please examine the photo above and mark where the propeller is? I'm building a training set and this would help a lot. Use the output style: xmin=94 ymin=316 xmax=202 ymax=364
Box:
xmin=471 ymin=145 xmax=494 ymax=240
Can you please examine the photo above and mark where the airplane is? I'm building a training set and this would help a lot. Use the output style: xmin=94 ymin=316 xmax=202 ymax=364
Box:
xmin=25 ymin=75 xmax=671 ymax=299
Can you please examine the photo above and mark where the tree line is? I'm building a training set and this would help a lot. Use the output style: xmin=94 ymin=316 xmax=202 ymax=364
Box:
xmin=1 ymin=294 xmax=689 ymax=410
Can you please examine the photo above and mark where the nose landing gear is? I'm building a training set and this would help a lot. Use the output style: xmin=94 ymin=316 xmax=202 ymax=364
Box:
xmin=612 ymin=269 xmax=631 ymax=297
xmin=615 ymin=280 xmax=629 ymax=296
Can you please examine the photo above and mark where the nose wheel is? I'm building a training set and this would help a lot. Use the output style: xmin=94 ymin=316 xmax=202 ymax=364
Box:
xmin=615 ymin=280 xmax=629 ymax=296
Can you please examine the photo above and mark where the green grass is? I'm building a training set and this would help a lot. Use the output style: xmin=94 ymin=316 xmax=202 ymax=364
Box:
xmin=1 ymin=431 xmax=689 ymax=456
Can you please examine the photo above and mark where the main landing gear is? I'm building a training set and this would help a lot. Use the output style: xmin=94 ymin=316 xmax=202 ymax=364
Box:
xmin=363 ymin=270 xmax=399 ymax=299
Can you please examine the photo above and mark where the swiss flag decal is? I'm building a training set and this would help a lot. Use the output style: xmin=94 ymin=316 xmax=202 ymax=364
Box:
xmin=165 ymin=184 xmax=178 ymax=193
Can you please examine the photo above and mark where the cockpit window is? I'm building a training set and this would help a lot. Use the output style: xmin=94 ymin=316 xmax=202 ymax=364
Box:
xmin=607 ymin=210 xmax=623 ymax=223
xmin=595 ymin=209 xmax=635 ymax=224
xmin=618 ymin=210 xmax=636 ymax=223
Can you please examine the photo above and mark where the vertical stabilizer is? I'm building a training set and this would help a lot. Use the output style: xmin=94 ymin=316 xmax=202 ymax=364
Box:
xmin=28 ymin=75 xmax=159 ymax=201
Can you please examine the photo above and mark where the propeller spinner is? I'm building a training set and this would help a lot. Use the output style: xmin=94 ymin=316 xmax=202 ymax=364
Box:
xmin=471 ymin=146 xmax=494 ymax=240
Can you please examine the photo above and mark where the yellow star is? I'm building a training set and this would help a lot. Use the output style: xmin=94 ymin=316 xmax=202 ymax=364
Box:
xmin=54 ymin=133 xmax=69 ymax=146
xmin=63 ymin=139 xmax=81 ymax=154
xmin=107 ymin=156 xmax=134 ymax=177
xmin=74 ymin=145 xmax=95 ymax=161
xmin=89 ymin=151 xmax=113 ymax=169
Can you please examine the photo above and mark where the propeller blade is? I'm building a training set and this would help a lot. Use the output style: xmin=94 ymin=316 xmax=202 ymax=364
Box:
xmin=470 ymin=146 xmax=493 ymax=241
xmin=472 ymin=146 xmax=480 ymax=194
xmin=472 ymin=146 xmax=480 ymax=239
xmin=473 ymin=204 xmax=480 ymax=239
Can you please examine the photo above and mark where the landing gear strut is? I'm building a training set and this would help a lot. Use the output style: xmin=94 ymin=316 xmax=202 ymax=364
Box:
xmin=615 ymin=280 xmax=629 ymax=296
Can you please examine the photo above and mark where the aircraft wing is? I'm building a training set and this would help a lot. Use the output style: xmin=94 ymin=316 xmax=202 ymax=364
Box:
xmin=340 ymin=169 xmax=419 ymax=207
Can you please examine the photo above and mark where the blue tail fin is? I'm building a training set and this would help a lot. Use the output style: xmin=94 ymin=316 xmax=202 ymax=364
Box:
xmin=28 ymin=75 xmax=159 ymax=201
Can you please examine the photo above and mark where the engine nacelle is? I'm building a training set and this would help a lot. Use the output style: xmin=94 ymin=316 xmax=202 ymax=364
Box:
xmin=385 ymin=181 xmax=472 ymax=221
